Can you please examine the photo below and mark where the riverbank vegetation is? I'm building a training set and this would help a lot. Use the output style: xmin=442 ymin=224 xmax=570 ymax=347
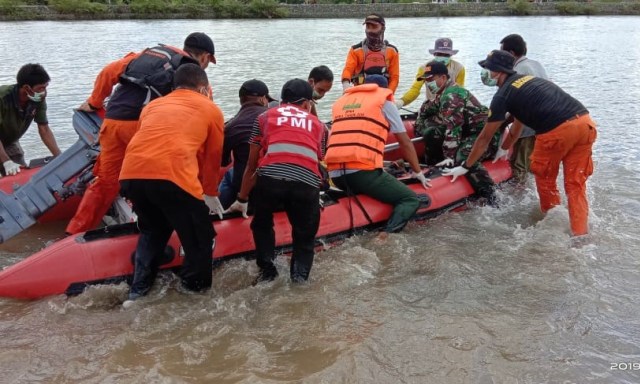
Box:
xmin=0 ymin=0 xmax=638 ymax=19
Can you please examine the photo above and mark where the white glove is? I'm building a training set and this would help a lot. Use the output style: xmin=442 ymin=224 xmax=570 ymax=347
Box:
xmin=435 ymin=158 xmax=454 ymax=168
xmin=411 ymin=171 xmax=432 ymax=189
xmin=341 ymin=81 xmax=352 ymax=93
xmin=493 ymin=147 xmax=509 ymax=163
xmin=203 ymin=195 xmax=224 ymax=219
xmin=394 ymin=99 xmax=404 ymax=109
xmin=224 ymin=199 xmax=249 ymax=219
xmin=3 ymin=160 xmax=21 ymax=176
xmin=441 ymin=166 xmax=469 ymax=183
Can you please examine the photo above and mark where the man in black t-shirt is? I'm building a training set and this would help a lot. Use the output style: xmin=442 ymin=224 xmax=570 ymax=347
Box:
xmin=443 ymin=50 xmax=597 ymax=236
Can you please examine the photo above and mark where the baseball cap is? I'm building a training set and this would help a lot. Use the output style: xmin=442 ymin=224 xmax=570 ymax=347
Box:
xmin=478 ymin=50 xmax=516 ymax=75
xmin=281 ymin=78 xmax=315 ymax=104
xmin=428 ymin=38 xmax=459 ymax=56
xmin=363 ymin=13 xmax=385 ymax=26
xmin=239 ymin=79 xmax=275 ymax=102
xmin=364 ymin=74 xmax=389 ymax=88
xmin=184 ymin=32 xmax=216 ymax=64
xmin=418 ymin=61 xmax=449 ymax=80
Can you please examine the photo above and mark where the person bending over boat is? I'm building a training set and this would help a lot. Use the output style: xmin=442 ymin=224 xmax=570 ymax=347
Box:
xmin=341 ymin=13 xmax=400 ymax=93
xmin=307 ymin=65 xmax=334 ymax=117
xmin=396 ymin=38 xmax=466 ymax=109
xmin=416 ymin=61 xmax=499 ymax=206
xmin=226 ymin=79 xmax=326 ymax=284
xmin=219 ymin=79 xmax=275 ymax=209
xmin=0 ymin=64 xmax=61 ymax=176
xmin=444 ymin=50 xmax=597 ymax=236
xmin=499 ymin=34 xmax=549 ymax=185
xmin=119 ymin=64 xmax=224 ymax=305
xmin=66 ymin=32 xmax=217 ymax=235
xmin=325 ymin=75 xmax=431 ymax=241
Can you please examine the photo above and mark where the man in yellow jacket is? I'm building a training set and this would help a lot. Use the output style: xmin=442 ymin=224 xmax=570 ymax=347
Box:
xmin=396 ymin=38 xmax=466 ymax=108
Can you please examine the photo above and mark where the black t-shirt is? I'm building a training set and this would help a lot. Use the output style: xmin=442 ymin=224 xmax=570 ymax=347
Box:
xmin=488 ymin=74 xmax=587 ymax=134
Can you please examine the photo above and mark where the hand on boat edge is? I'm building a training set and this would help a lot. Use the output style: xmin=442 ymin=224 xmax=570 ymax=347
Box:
xmin=492 ymin=147 xmax=509 ymax=163
xmin=435 ymin=158 xmax=454 ymax=168
xmin=3 ymin=160 xmax=22 ymax=176
xmin=441 ymin=166 xmax=468 ymax=183
xmin=411 ymin=171 xmax=432 ymax=189
xmin=203 ymin=195 xmax=224 ymax=219
xmin=224 ymin=200 xmax=249 ymax=219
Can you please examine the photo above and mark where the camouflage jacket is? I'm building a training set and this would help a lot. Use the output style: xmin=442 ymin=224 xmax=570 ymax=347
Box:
xmin=416 ymin=80 xmax=488 ymax=160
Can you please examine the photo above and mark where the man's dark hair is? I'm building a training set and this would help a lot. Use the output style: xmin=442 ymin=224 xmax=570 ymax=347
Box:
xmin=16 ymin=64 xmax=50 ymax=88
xmin=308 ymin=65 xmax=334 ymax=83
xmin=174 ymin=63 xmax=209 ymax=90
xmin=500 ymin=34 xmax=527 ymax=57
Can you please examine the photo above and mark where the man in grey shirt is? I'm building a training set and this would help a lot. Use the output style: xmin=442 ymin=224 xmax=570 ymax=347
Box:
xmin=500 ymin=34 xmax=549 ymax=184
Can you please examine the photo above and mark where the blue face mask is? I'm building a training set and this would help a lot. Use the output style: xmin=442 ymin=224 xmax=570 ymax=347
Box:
xmin=432 ymin=56 xmax=450 ymax=66
xmin=481 ymin=69 xmax=498 ymax=87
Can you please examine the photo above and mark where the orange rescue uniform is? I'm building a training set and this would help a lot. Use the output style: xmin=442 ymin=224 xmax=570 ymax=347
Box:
xmin=119 ymin=89 xmax=224 ymax=197
xmin=341 ymin=43 xmax=400 ymax=93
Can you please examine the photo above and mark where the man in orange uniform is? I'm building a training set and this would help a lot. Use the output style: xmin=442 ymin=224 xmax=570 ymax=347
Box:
xmin=119 ymin=64 xmax=224 ymax=305
xmin=341 ymin=13 xmax=400 ymax=93
xmin=66 ymin=32 xmax=217 ymax=235
xmin=444 ymin=50 xmax=597 ymax=236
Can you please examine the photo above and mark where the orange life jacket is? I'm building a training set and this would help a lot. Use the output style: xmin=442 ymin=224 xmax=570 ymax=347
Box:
xmin=326 ymin=84 xmax=392 ymax=171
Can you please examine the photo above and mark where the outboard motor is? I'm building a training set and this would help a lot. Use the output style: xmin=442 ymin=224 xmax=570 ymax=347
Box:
xmin=0 ymin=111 xmax=102 ymax=243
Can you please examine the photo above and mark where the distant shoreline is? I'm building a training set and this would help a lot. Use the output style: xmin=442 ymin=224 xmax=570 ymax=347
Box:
xmin=1 ymin=2 xmax=639 ymax=21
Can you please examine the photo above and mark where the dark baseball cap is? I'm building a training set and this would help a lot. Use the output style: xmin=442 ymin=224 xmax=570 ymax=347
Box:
xmin=364 ymin=74 xmax=389 ymax=88
xmin=281 ymin=78 xmax=315 ymax=104
xmin=239 ymin=79 xmax=275 ymax=102
xmin=184 ymin=32 xmax=216 ymax=64
xmin=363 ymin=13 xmax=385 ymax=26
xmin=478 ymin=50 xmax=516 ymax=75
xmin=418 ymin=61 xmax=449 ymax=80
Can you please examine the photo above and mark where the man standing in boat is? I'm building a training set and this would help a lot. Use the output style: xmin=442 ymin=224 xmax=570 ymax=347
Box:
xmin=119 ymin=64 xmax=224 ymax=304
xmin=226 ymin=79 xmax=326 ymax=284
xmin=325 ymin=75 xmax=431 ymax=241
xmin=341 ymin=14 xmax=400 ymax=93
xmin=66 ymin=32 xmax=217 ymax=235
xmin=416 ymin=61 xmax=499 ymax=206
xmin=444 ymin=50 xmax=597 ymax=237
xmin=0 ymin=64 xmax=61 ymax=176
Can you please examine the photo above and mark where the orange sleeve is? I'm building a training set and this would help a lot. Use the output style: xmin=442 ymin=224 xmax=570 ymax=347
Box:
xmin=87 ymin=52 xmax=139 ymax=109
xmin=341 ymin=47 xmax=361 ymax=83
xmin=387 ymin=47 xmax=400 ymax=93
xmin=200 ymin=105 xmax=225 ymax=196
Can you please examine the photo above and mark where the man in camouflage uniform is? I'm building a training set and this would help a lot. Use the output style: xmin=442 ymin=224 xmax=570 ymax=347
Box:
xmin=414 ymin=61 xmax=499 ymax=205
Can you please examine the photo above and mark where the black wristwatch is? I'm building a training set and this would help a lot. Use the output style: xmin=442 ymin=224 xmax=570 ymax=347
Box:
xmin=461 ymin=162 xmax=470 ymax=170
xmin=237 ymin=195 xmax=248 ymax=204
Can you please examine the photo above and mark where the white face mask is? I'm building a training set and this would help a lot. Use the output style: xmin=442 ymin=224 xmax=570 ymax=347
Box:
xmin=27 ymin=87 xmax=46 ymax=102
xmin=426 ymin=80 xmax=440 ymax=93
xmin=432 ymin=56 xmax=451 ymax=66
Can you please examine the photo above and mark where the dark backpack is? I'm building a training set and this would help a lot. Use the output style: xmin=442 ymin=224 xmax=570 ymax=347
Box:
xmin=120 ymin=45 xmax=198 ymax=104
